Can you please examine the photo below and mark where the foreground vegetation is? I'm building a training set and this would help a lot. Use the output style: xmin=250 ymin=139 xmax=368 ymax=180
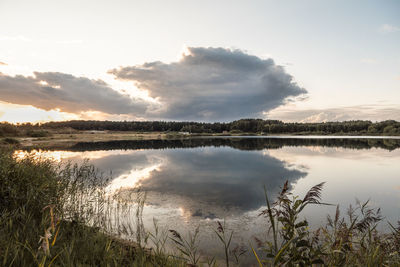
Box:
xmin=0 ymin=148 xmax=184 ymax=266
xmin=1 ymin=118 xmax=400 ymax=137
xmin=1 ymin=148 xmax=399 ymax=266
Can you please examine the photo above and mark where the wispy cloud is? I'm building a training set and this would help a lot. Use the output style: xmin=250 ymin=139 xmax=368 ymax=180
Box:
xmin=360 ymin=58 xmax=377 ymax=64
xmin=379 ymin=24 xmax=400 ymax=33
xmin=267 ymin=104 xmax=400 ymax=122
xmin=0 ymin=34 xmax=82 ymax=45
xmin=0 ymin=35 xmax=32 ymax=42
xmin=0 ymin=61 xmax=7 ymax=66
xmin=55 ymin=40 xmax=83 ymax=44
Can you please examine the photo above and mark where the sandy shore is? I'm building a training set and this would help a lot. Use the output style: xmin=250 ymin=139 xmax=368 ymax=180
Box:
xmin=14 ymin=132 xmax=180 ymax=149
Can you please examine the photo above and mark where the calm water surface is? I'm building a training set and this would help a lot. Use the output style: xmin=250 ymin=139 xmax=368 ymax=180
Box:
xmin=17 ymin=137 xmax=400 ymax=264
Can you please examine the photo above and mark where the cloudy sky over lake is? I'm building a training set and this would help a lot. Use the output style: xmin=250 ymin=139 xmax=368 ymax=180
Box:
xmin=0 ymin=0 xmax=399 ymax=122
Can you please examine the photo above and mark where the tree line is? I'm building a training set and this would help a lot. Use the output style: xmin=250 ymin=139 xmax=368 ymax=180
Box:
xmin=1 ymin=119 xmax=400 ymax=136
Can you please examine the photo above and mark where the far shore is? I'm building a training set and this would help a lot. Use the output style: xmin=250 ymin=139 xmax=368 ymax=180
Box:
xmin=2 ymin=131 xmax=400 ymax=150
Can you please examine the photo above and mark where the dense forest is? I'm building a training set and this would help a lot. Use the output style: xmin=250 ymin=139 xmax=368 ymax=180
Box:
xmin=1 ymin=119 xmax=400 ymax=136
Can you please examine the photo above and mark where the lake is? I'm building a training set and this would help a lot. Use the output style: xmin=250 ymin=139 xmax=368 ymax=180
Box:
xmin=16 ymin=136 xmax=400 ymax=264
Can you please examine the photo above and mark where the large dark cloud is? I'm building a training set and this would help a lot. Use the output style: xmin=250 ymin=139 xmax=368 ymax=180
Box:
xmin=0 ymin=72 xmax=147 ymax=115
xmin=109 ymin=47 xmax=307 ymax=121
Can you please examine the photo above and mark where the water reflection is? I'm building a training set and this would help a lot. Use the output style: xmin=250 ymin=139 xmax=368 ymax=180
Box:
xmin=16 ymin=137 xmax=400 ymax=221
xmin=65 ymin=137 xmax=400 ymax=151
xmin=123 ymin=148 xmax=306 ymax=217
xmin=23 ymin=147 xmax=304 ymax=217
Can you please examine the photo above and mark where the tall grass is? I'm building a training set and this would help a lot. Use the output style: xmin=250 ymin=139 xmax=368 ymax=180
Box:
xmin=1 ymin=147 xmax=400 ymax=266
xmin=0 ymin=149 xmax=184 ymax=266
xmin=251 ymin=182 xmax=400 ymax=266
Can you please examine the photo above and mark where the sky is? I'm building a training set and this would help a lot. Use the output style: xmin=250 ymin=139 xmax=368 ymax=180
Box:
xmin=0 ymin=0 xmax=399 ymax=123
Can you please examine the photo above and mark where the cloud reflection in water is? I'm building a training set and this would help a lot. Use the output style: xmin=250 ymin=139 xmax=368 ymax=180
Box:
xmin=94 ymin=147 xmax=306 ymax=217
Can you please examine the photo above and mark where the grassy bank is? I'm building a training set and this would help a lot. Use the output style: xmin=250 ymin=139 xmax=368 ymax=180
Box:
xmin=1 ymin=132 xmax=179 ymax=149
xmin=1 ymin=147 xmax=400 ymax=266
xmin=0 ymin=148 xmax=185 ymax=266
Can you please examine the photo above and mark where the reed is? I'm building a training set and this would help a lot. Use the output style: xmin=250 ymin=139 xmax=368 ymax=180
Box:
xmin=0 ymin=149 xmax=183 ymax=266
xmin=252 ymin=182 xmax=400 ymax=266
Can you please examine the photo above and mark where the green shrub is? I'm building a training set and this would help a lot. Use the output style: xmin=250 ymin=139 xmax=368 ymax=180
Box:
xmin=27 ymin=130 xmax=51 ymax=137
xmin=2 ymin=137 xmax=20 ymax=145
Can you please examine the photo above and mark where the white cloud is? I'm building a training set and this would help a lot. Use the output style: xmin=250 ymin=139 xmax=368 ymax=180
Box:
xmin=0 ymin=35 xmax=31 ymax=42
xmin=55 ymin=40 xmax=83 ymax=45
xmin=380 ymin=24 xmax=400 ymax=33
xmin=0 ymin=72 xmax=148 ymax=115
xmin=266 ymin=104 xmax=400 ymax=122
xmin=360 ymin=58 xmax=377 ymax=64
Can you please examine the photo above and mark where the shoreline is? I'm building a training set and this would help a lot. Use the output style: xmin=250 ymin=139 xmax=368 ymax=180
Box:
xmin=2 ymin=131 xmax=400 ymax=150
